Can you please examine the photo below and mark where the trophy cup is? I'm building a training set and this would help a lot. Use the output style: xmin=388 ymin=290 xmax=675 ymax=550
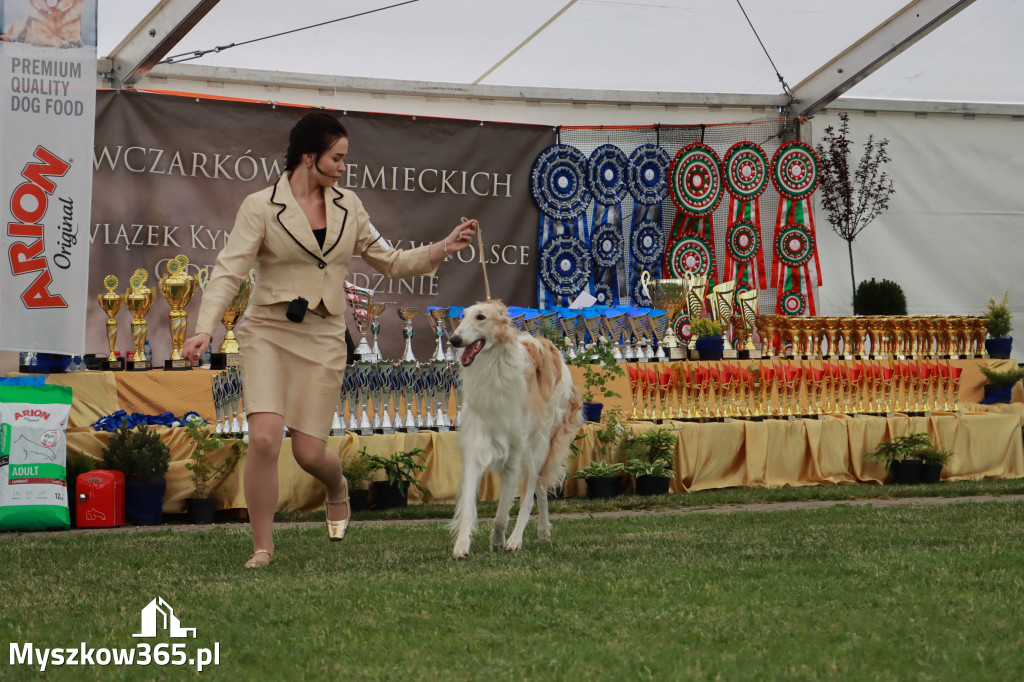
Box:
xmin=344 ymin=283 xmax=377 ymax=362
xmin=644 ymin=275 xmax=688 ymax=361
xmin=582 ymin=312 xmax=604 ymax=351
xmin=558 ymin=312 xmax=582 ymax=360
xmin=370 ymin=302 xmax=388 ymax=361
xmin=735 ymin=289 xmax=760 ymax=359
xmin=158 ymin=255 xmax=197 ymax=370
xmin=601 ymin=311 xmax=628 ymax=361
xmin=208 ymin=268 xmax=255 ymax=370
xmin=433 ymin=361 xmax=452 ymax=431
xmin=397 ymin=307 xmax=420 ymax=363
xmin=97 ymin=275 xmax=125 ymax=370
xmin=684 ymin=274 xmax=708 ymax=351
xmin=648 ymin=312 xmax=669 ymax=360
xmin=708 ymin=280 xmax=737 ymax=359
xmin=625 ymin=312 xmax=648 ymax=362
xmin=400 ymin=360 xmax=419 ymax=432
xmin=428 ymin=307 xmax=451 ymax=362
xmin=354 ymin=361 xmax=374 ymax=435
xmin=122 ymin=269 xmax=155 ymax=371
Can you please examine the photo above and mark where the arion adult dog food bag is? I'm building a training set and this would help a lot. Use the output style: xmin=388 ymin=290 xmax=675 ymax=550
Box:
xmin=0 ymin=384 xmax=73 ymax=531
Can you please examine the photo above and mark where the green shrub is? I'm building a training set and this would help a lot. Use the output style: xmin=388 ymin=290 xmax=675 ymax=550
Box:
xmin=572 ymin=461 xmax=625 ymax=480
xmin=864 ymin=432 xmax=932 ymax=468
xmin=918 ymin=447 xmax=955 ymax=467
xmin=344 ymin=448 xmax=379 ymax=491
xmin=363 ymin=447 xmax=427 ymax=497
xmin=853 ymin=278 xmax=907 ymax=315
xmin=182 ymin=417 xmax=246 ymax=498
xmin=691 ymin=317 xmax=725 ymax=338
xmin=621 ymin=428 xmax=677 ymax=464
xmin=979 ymin=365 xmax=1024 ymax=386
xmin=983 ymin=291 xmax=1013 ymax=338
xmin=100 ymin=420 xmax=170 ymax=482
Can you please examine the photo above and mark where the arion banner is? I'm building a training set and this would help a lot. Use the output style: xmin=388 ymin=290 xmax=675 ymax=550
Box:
xmin=89 ymin=90 xmax=551 ymax=362
xmin=0 ymin=0 xmax=97 ymax=354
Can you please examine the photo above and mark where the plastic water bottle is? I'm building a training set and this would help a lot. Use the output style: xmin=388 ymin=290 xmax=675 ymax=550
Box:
xmin=201 ymin=345 xmax=211 ymax=367
xmin=144 ymin=339 xmax=154 ymax=363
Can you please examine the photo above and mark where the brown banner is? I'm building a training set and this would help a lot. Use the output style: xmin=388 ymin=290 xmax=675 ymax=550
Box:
xmin=89 ymin=90 xmax=552 ymax=364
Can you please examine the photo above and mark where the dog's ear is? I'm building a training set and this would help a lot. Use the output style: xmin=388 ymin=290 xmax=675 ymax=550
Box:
xmin=491 ymin=299 xmax=508 ymax=318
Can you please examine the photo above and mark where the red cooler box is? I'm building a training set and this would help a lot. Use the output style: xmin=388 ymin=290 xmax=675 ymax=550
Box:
xmin=76 ymin=470 xmax=125 ymax=527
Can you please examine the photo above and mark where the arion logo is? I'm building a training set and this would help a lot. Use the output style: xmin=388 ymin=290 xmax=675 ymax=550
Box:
xmin=132 ymin=598 xmax=196 ymax=639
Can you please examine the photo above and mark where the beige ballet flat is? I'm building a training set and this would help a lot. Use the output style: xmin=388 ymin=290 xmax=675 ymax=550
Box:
xmin=244 ymin=549 xmax=273 ymax=568
xmin=325 ymin=496 xmax=350 ymax=541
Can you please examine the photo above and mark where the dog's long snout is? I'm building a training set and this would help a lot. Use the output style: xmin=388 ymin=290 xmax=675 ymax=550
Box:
xmin=450 ymin=334 xmax=464 ymax=348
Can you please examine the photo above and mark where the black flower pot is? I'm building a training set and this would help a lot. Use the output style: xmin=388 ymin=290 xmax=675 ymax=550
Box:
xmin=586 ymin=476 xmax=620 ymax=499
xmin=350 ymin=488 xmax=370 ymax=512
xmin=635 ymin=475 xmax=671 ymax=496
xmin=124 ymin=478 xmax=167 ymax=525
xmin=185 ymin=497 xmax=216 ymax=524
xmin=371 ymin=480 xmax=408 ymax=509
xmin=888 ymin=459 xmax=922 ymax=485
xmin=582 ymin=402 xmax=604 ymax=423
xmin=920 ymin=463 xmax=943 ymax=484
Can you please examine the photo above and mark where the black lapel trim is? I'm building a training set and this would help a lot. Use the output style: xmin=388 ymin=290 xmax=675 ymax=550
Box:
xmin=322 ymin=187 xmax=347 ymax=258
xmin=270 ymin=180 xmax=326 ymax=266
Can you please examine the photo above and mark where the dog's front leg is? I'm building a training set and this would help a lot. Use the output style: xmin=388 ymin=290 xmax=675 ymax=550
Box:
xmin=536 ymin=481 xmax=552 ymax=543
xmin=504 ymin=470 xmax=539 ymax=551
xmin=491 ymin=468 xmax=519 ymax=551
xmin=452 ymin=460 xmax=482 ymax=558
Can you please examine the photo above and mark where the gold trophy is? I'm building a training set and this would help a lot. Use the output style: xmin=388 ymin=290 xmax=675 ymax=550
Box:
xmin=684 ymin=273 xmax=708 ymax=352
xmin=159 ymin=255 xmax=197 ymax=370
xmin=735 ymin=289 xmax=760 ymax=359
xmin=97 ymin=274 xmax=125 ymax=370
xmin=708 ymin=280 xmax=737 ymax=359
xmin=122 ymin=269 xmax=155 ymax=371
xmin=210 ymin=269 xmax=254 ymax=369
xmin=644 ymin=274 xmax=689 ymax=361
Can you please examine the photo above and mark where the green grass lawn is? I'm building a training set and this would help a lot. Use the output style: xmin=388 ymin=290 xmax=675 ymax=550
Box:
xmin=3 ymin=490 xmax=1024 ymax=681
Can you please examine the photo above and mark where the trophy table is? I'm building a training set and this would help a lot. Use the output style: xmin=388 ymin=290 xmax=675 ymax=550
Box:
xmin=97 ymin=274 xmax=125 ymax=370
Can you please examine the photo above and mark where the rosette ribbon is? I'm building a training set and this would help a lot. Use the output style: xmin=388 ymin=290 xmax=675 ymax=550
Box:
xmin=588 ymin=144 xmax=629 ymax=305
xmin=531 ymin=143 xmax=592 ymax=308
xmin=627 ymin=143 xmax=671 ymax=305
xmin=771 ymin=141 xmax=822 ymax=315
xmin=722 ymin=141 xmax=769 ymax=295
xmin=664 ymin=143 xmax=724 ymax=290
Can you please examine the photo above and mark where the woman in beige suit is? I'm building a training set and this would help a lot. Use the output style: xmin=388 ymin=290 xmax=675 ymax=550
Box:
xmin=182 ymin=112 xmax=477 ymax=567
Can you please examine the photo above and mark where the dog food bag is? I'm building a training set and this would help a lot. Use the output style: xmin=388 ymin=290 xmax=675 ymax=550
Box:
xmin=0 ymin=384 xmax=73 ymax=531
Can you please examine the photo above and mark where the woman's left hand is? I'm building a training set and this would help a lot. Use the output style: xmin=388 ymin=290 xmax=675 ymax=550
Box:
xmin=432 ymin=218 xmax=478 ymax=264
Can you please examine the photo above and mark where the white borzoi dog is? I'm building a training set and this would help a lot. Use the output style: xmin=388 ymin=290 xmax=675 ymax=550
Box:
xmin=448 ymin=300 xmax=582 ymax=558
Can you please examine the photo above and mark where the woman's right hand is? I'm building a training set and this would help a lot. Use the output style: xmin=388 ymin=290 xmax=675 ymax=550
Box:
xmin=182 ymin=332 xmax=212 ymax=365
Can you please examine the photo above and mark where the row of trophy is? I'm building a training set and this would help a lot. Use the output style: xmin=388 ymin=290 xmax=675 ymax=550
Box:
xmin=754 ymin=314 xmax=990 ymax=360
xmin=625 ymin=359 xmax=965 ymax=422
xmin=210 ymin=367 xmax=247 ymax=437
xmin=96 ymin=257 xmax=254 ymax=371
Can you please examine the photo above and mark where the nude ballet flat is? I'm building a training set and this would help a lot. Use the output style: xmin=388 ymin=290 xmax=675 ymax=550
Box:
xmin=244 ymin=549 xmax=273 ymax=568
xmin=325 ymin=496 xmax=350 ymax=541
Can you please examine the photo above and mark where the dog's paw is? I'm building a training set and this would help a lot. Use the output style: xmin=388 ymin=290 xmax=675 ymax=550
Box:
xmin=452 ymin=538 xmax=471 ymax=559
xmin=503 ymin=536 xmax=523 ymax=552
xmin=538 ymin=528 xmax=551 ymax=543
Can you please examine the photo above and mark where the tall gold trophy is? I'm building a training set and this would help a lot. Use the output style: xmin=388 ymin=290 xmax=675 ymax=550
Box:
xmin=208 ymin=268 xmax=254 ymax=370
xmin=684 ymin=273 xmax=708 ymax=352
xmin=708 ymin=280 xmax=737 ymax=359
xmin=736 ymin=289 xmax=760 ymax=359
xmin=122 ymin=269 xmax=154 ymax=371
xmin=159 ymin=255 xmax=197 ymax=370
xmin=97 ymin=274 xmax=125 ymax=370
xmin=643 ymin=273 xmax=689 ymax=361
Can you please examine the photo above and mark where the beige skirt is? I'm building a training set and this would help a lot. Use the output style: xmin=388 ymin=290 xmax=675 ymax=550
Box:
xmin=235 ymin=301 xmax=347 ymax=441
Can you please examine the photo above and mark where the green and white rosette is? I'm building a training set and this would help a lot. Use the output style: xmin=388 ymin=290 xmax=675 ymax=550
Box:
xmin=664 ymin=143 xmax=723 ymax=289
xmin=532 ymin=143 xmax=591 ymax=308
xmin=723 ymin=141 xmax=769 ymax=294
xmin=588 ymin=144 xmax=628 ymax=305
xmin=626 ymin=143 xmax=670 ymax=306
xmin=773 ymin=222 xmax=816 ymax=316
xmin=771 ymin=141 xmax=821 ymax=314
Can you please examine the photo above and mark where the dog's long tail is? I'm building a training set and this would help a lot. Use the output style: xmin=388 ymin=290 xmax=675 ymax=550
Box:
xmin=537 ymin=384 xmax=584 ymax=493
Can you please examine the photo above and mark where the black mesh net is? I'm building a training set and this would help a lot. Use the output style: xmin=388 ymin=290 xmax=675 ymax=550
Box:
xmin=555 ymin=118 xmax=800 ymax=317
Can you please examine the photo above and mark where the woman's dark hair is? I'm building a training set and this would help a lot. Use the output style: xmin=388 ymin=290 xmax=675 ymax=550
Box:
xmin=285 ymin=112 xmax=348 ymax=172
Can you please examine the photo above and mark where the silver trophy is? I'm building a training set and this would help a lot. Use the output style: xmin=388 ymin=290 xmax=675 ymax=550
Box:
xmin=626 ymin=312 xmax=647 ymax=361
xmin=400 ymin=361 xmax=419 ymax=432
xmin=709 ymin=280 xmax=737 ymax=359
xmin=211 ymin=373 xmax=225 ymax=435
xmin=601 ymin=311 xmax=628 ymax=361
xmin=354 ymin=361 xmax=374 ymax=435
xmin=452 ymin=363 xmax=464 ymax=428
xmin=370 ymin=302 xmax=387 ymax=361
xmin=523 ymin=312 xmax=544 ymax=338
xmin=540 ymin=312 xmax=558 ymax=340
xmin=427 ymin=307 xmax=449 ymax=362
xmin=227 ymin=366 xmax=243 ymax=437
xmin=558 ymin=313 xmax=580 ymax=359
xmin=344 ymin=283 xmax=378 ymax=362
xmin=582 ymin=314 xmax=604 ymax=351
xmin=377 ymin=364 xmax=395 ymax=434
xmin=370 ymin=364 xmax=384 ymax=431
xmin=397 ymin=307 xmax=420 ymax=363
xmin=433 ymin=361 xmax=451 ymax=431
xmin=343 ymin=371 xmax=358 ymax=432
xmin=649 ymin=312 xmax=669 ymax=360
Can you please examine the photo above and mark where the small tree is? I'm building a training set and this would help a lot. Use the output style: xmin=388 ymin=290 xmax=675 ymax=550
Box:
xmin=816 ymin=112 xmax=896 ymax=307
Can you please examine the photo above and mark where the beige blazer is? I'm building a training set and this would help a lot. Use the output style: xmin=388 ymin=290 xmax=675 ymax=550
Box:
xmin=195 ymin=174 xmax=435 ymax=337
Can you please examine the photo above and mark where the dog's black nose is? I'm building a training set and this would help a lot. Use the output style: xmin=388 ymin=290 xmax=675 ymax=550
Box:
xmin=450 ymin=335 xmax=463 ymax=348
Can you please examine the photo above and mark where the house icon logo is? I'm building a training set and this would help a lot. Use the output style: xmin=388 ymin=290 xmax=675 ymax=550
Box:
xmin=133 ymin=597 xmax=196 ymax=638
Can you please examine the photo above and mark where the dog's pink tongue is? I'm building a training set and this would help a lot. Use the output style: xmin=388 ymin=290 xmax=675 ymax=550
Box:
xmin=460 ymin=339 xmax=485 ymax=367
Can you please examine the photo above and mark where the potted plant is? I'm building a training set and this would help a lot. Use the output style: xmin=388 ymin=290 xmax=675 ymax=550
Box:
xmin=691 ymin=318 xmax=726 ymax=361
xmin=100 ymin=420 xmax=171 ymax=525
xmin=181 ymin=416 xmax=246 ymax=524
xmin=344 ymin=448 xmax=376 ymax=512
xmin=571 ymin=338 xmax=624 ymax=423
xmin=982 ymin=291 xmax=1013 ymax=358
xmin=572 ymin=460 xmax=624 ymax=499
xmin=65 ymin=450 xmax=96 ymax=528
xmin=364 ymin=447 xmax=427 ymax=509
xmin=917 ymin=446 xmax=954 ymax=484
xmin=622 ymin=427 xmax=677 ymax=495
xmin=864 ymin=431 xmax=932 ymax=485
xmin=978 ymin=365 xmax=1024 ymax=405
